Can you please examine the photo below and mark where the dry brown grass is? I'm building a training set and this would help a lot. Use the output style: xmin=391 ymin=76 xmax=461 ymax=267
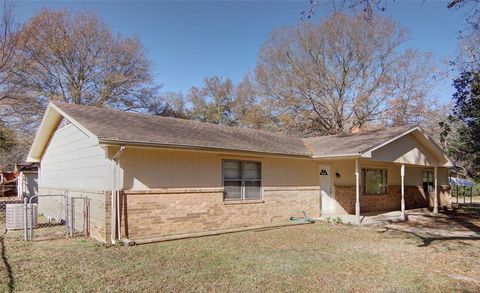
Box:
xmin=1 ymin=205 xmax=480 ymax=292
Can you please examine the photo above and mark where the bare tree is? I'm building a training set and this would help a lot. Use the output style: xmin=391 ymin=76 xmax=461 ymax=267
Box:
xmin=188 ymin=76 xmax=237 ymax=126
xmin=187 ymin=75 xmax=273 ymax=129
xmin=0 ymin=0 xmax=35 ymax=163
xmin=0 ymin=0 xmax=20 ymax=115
xmin=256 ymin=13 xmax=428 ymax=135
xmin=385 ymin=50 xmax=437 ymax=126
xmin=232 ymin=75 xmax=272 ymax=130
xmin=447 ymin=0 xmax=480 ymax=31
xmin=9 ymin=9 xmax=154 ymax=111
xmin=143 ymin=91 xmax=188 ymax=118
xmin=302 ymin=0 xmax=389 ymax=20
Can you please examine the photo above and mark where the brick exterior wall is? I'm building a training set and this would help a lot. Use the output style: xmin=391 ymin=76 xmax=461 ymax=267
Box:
xmin=334 ymin=185 xmax=450 ymax=215
xmin=119 ymin=187 xmax=320 ymax=241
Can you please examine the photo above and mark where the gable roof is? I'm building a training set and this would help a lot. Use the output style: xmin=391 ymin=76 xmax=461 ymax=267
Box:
xmin=302 ymin=126 xmax=414 ymax=157
xmin=27 ymin=102 xmax=453 ymax=167
xmin=51 ymin=102 xmax=311 ymax=157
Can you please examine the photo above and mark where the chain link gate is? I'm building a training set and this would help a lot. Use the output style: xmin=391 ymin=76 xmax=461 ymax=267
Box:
xmin=24 ymin=194 xmax=90 ymax=241
xmin=24 ymin=194 xmax=67 ymax=241
xmin=1 ymin=193 xmax=90 ymax=241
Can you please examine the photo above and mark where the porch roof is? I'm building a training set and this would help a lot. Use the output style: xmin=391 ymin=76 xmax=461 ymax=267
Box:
xmin=302 ymin=126 xmax=413 ymax=157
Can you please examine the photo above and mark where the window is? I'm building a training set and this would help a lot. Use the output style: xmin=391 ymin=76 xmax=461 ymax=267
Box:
xmin=423 ymin=171 xmax=434 ymax=193
xmin=223 ymin=160 xmax=261 ymax=200
xmin=362 ymin=168 xmax=388 ymax=195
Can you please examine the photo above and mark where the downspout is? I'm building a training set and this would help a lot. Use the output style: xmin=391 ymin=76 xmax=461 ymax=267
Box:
xmin=111 ymin=146 xmax=125 ymax=244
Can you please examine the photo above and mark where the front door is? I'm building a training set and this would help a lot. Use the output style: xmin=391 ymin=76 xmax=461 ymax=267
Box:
xmin=319 ymin=165 xmax=334 ymax=215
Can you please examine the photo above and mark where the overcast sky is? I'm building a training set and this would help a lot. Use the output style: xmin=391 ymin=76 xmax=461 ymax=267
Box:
xmin=15 ymin=0 xmax=468 ymax=104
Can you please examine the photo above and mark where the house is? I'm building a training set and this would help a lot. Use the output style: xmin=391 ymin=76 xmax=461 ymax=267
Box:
xmin=0 ymin=171 xmax=17 ymax=197
xmin=15 ymin=162 xmax=39 ymax=199
xmin=27 ymin=102 xmax=453 ymax=243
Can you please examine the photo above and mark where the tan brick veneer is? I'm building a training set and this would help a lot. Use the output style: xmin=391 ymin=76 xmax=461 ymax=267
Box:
xmin=119 ymin=187 xmax=320 ymax=241
xmin=334 ymin=185 xmax=451 ymax=214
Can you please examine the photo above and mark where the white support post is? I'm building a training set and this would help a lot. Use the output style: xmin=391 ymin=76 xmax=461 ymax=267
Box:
xmin=355 ymin=158 xmax=360 ymax=225
xmin=110 ymin=160 xmax=116 ymax=244
xmin=110 ymin=146 xmax=125 ymax=244
xmin=400 ymin=164 xmax=406 ymax=221
xmin=433 ymin=166 xmax=438 ymax=214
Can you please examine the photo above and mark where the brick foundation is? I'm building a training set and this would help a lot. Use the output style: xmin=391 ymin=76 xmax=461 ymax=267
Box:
xmin=119 ymin=187 xmax=320 ymax=241
xmin=334 ymin=185 xmax=450 ymax=215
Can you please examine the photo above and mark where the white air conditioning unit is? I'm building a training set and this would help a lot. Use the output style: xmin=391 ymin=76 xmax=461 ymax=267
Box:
xmin=6 ymin=203 xmax=37 ymax=230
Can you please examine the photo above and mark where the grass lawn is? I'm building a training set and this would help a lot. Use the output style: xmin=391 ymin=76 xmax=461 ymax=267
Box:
xmin=1 ymin=206 xmax=480 ymax=292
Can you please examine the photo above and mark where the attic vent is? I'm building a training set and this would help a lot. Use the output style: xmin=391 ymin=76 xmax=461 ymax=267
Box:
xmin=320 ymin=169 xmax=328 ymax=176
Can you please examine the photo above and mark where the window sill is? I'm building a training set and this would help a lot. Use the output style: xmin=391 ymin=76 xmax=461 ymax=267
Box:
xmin=223 ymin=199 xmax=265 ymax=205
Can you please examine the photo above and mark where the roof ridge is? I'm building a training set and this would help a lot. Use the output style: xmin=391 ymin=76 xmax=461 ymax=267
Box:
xmin=301 ymin=125 xmax=417 ymax=141
xmin=53 ymin=101 xmax=417 ymax=142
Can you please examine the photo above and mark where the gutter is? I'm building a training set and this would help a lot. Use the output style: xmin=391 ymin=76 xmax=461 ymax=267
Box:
xmin=98 ymin=139 xmax=312 ymax=159
xmin=111 ymin=146 xmax=125 ymax=244
xmin=311 ymin=153 xmax=364 ymax=159
xmin=100 ymin=140 xmax=371 ymax=161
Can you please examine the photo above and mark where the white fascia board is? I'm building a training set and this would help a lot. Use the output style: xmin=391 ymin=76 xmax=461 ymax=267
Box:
xmin=361 ymin=126 xmax=419 ymax=154
xmin=311 ymin=153 xmax=364 ymax=159
xmin=50 ymin=103 xmax=98 ymax=139
xmin=361 ymin=125 xmax=454 ymax=167
xmin=26 ymin=102 xmax=100 ymax=162
xmin=26 ymin=103 xmax=59 ymax=162
xmin=414 ymin=126 xmax=454 ymax=167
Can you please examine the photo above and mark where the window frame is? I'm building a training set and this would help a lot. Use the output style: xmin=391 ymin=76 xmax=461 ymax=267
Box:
xmin=422 ymin=170 xmax=434 ymax=193
xmin=222 ymin=159 xmax=262 ymax=201
xmin=362 ymin=168 xmax=388 ymax=196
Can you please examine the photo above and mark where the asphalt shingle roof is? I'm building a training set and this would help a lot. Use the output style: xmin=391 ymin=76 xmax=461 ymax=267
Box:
xmin=54 ymin=102 xmax=415 ymax=158
xmin=302 ymin=126 xmax=413 ymax=157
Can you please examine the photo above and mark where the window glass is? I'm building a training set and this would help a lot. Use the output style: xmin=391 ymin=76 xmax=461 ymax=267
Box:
xmin=363 ymin=168 xmax=388 ymax=195
xmin=245 ymin=181 xmax=261 ymax=199
xmin=422 ymin=171 xmax=434 ymax=193
xmin=224 ymin=181 xmax=242 ymax=199
xmin=422 ymin=171 xmax=429 ymax=182
xmin=244 ymin=162 xmax=261 ymax=180
xmin=223 ymin=161 xmax=241 ymax=180
xmin=223 ymin=160 xmax=262 ymax=200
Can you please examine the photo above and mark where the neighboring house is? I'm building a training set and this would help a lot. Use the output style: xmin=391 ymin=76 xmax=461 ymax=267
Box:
xmin=0 ymin=171 xmax=18 ymax=197
xmin=27 ymin=102 xmax=453 ymax=243
xmin=15 ymin=162 xmax=39 ymax=199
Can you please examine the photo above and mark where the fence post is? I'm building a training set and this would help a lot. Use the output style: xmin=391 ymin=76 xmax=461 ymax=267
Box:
xmin=23 ymin=197 xmax=28 ymax=241
xmin=28 ymin=202 xmax=32 ymax=240
xmin=70 ymin=197 xmax=74 ymax=237
xmin=87 ymin=197 xmax=90 ymax=236
xmin=28 ymin=195 xmax=38 ymax=241
xmin=64 ymin=192 xmax=69 ymax=238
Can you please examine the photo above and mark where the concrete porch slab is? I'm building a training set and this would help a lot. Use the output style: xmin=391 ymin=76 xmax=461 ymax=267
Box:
xmin=319 ymin=208 xmax=433 ymax=226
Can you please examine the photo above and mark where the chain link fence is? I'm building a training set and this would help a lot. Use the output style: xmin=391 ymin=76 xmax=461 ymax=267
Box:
xmin=0 ymin=193 xmax=90 ymax=241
